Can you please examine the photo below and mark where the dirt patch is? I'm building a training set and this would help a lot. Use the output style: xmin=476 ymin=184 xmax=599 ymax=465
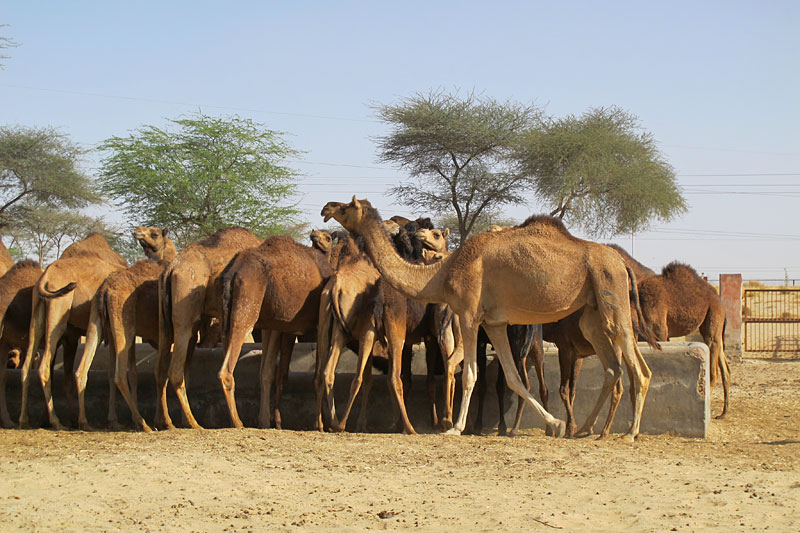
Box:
xmin=2 ymin=356 xmax=799 ymax=531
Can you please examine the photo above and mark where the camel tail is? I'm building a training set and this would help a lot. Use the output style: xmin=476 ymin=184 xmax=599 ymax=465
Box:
xmin=518 ymin=324 xmax=541 ymax=360
xmin=159 ymin=264 xmax=174 ymax=342
xmin=331 ymin=284 xmax=354 ymax=340
xmin=437 ymin=305 xmax=454 ymax=349
xmin=37 ymin=268 xmax=77 ymax=299
xmin=219 ymin=263 xmax=236 ymax=348
xmin=627 ymin=265 xmax=661 ymax=351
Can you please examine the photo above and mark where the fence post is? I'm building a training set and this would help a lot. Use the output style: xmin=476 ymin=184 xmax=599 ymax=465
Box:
xmin=719 ymin=273 xmax=743 ymax=362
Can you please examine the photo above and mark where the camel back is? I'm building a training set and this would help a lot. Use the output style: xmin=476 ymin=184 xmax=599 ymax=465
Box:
xmin=60 ymin=233 xmax=127 ymax=267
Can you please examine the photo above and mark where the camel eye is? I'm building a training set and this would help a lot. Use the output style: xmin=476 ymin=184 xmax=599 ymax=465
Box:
xmin=150 ymin=231 xmax=158 ymax=238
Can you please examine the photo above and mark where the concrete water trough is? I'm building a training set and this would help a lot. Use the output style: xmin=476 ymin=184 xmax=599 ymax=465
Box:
xmin=3 ymin=341 xmax=709 ymax=437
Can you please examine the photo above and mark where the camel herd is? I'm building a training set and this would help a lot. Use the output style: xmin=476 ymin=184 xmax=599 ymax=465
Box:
xmin=0 ymin=196 xmax=731 ymax=441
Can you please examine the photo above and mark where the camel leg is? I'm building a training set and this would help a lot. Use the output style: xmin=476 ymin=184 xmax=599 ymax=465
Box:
xmin=335 ymin=327 xmax=376 ymax=432
xmin=356 ymin=355 xmax=374 ymax=433
xmin=471 ymin=341 xmax=487 ymax=435
xmin=483 ymin=325 xmax=564 ymax=437
xmin=701 ymin=315 xmax=730 ymax=419
xmin=113 ymin=320 xmax=151 ymax=432
xmin=61 ymin=332 xmax=79 ymax=428
xmin=76 ymin=305 xmax=104 ymax=431
xmin=511 ymin=328 xmax=540 ymax=437
xmin=424 ymin=337 xmax=439 ymax=428
xmin=557 ymin=343 xmax=578 ymax=438
xmin=19 ymin=293 xmax=46 ymax=429
xmin=217 ymin=323 xmax=253 ymax=429
xmin=495 ymin=360 xmax=507 ymax=436
xmin=448 ymin=319 xmax=479 ymax=435
xmin=717 ymin=346 xmax=731 ymax=419
xmin=575 ymin=307 xmax=623 ymax=439
xmin=153 ymin=318 xmax=174 ymax=430
xmin=386 ymin=321 xmax=415 ymax=435
xmin=258 ymin=330 xmax=280 ymax=429
xmin=319 ymin=325 xmax=346 ymax=431
xmin=271 ymin=333 xmax=295 ymax=430
xmin=39 ymin=297 xmax=72 ymax=430
xmin=0 ymin=343 xmax=12 ymax=428
xmin=167 ymin=322 xmax=203 ymax=429
xmin=440 ymin=314 xmax=463 ymax=431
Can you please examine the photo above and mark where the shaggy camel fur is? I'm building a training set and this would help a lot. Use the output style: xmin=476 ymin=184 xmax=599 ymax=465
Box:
xmin=18 ymin=233 xmax=128 ymax=429
xmin=74 ymin=227 xmax=177 ymax=431
xmin=157 ymin=227 xmax=262 ymax=429
xmin=0 ymin=260 xmax=43 ymax=427
xmin=323 ymin=197 xmax=653 ymax=440
xmin=638 ymin=261 xmax=730 ymax=418
xmin=0 ymin=238 xmax=14 ymax=278
xmin=543 ymin=243 xmax=659 ymax=438
xmin=218 ymin=235 xmax=332 ymax=428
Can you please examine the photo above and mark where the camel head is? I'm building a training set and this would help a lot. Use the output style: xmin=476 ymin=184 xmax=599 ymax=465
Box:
xmin=415 ymin=228 xmax=450 ymax=252
xmin=321 ymin=196 xmax=372 ymax=231
xmin=489 ymin=224 xmax=509 ymax=233
xmin=310 ymin=229 xmax=333 ymax=255
xmin=382 ymin=219 xmax=402 ymax=236
xmin=421 ymin=248 xmax=448 ymax=264
xmin=134 ymin=226 xmax=175 ymax=261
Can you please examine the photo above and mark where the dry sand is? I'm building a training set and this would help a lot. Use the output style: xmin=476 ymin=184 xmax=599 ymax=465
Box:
xmin=1 ymin=355 xmax=799 ymax=532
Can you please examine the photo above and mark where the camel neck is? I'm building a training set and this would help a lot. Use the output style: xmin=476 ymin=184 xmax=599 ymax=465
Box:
xmin=357 ymin=214 xmax=444 ymax=302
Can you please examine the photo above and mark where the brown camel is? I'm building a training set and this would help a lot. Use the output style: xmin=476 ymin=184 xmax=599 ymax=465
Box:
xmin=217 ymin=235 xmax=332 ymax=428
xmin=0 ymin=238 xmax=14 ymax=277
xmin=543 ymin=243 xmax=659 ymax=438
xmin=74 ymin=227 xmax=177 ymax=431
xmin=0 ymin=260 xmax=43 ymax=427
xmin=310 ymin=229 xmax=333 ymax=255
xmin=157 ymin=227 xmax=262 ymax=429
xmin=18 ymin=233 xmax=128 ymax=429
xmin=637 ymin=261 xmax=730 ymax=418
xmin=316 ymin=225 xmax=459 ymax=433
xmin=323 ymin=197 xmax=653 ymax=440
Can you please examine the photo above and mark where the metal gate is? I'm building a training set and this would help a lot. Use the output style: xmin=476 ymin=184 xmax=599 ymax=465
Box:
xmin=743 ymin=288 xmax=800 ymax=352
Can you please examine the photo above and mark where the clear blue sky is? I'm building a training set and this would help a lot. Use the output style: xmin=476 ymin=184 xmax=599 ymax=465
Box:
xmin=2 ymin=1 xmax=798 ymax=281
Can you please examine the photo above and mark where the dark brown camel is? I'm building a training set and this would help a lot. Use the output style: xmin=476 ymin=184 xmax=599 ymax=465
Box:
xmin=218 ymin=235 xmax=332 ymax=429
xmin=0 ymin=260 xmax=44 ymax=427
xmin=638 ymin=261 xmax=730 ymax=418
xmin=156 ymin=227 xmax=262 ymax=429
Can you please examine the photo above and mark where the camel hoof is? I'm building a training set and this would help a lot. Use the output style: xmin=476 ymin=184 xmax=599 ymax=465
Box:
xmin=444 ymin=427 xmax=462 ymax=436
xmin=51 ymin=421 xmax=68 ymax=432
xmin=108 ymin=421 xmax=124 ymax=431
xmin=498 ymin=427 xmax=508 ymax=437
xmin=18 ymin=420 xmax=32 ymax=430
xmin=620 ymin=433 xmax=637 ymax=443
xmin=714 ymin=412 xmax=727 ymax=420
xmin=79 ymin=422 xmax=95 ymax=432
xmin=140 ymin=423 xmax=153 ymax=433
xmin=439 ymin=419 xmax=453 ymax=432
xmin=550 ymin=420 xmax=566 ymax=438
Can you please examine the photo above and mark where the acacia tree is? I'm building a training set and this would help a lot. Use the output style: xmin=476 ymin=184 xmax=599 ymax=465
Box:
xmin=0 ymin=126 xmax=100 ymax=230
xmin=376 ymin=90 xmax=540 ymax=245
xmin=98 ymin=113 xmax=302 ymax=247
xmin=515 ymin=106 xmax=686 ymax=237
xmin=5 ymin=203 xmax=116 ymax=264
xmin=1 ymin=25 xmax=18 ymax=68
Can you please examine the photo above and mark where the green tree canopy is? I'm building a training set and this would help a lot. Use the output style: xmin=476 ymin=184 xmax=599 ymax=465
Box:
xmin=375 ymin=90 xmax=540 ymax=245
xmin=98 ymin=113 xmax=302 ymax=247
xmin=0 ymin=125 xmax=100 ymax=230
xmin=515 ymin=106 xmax=686 ymax=237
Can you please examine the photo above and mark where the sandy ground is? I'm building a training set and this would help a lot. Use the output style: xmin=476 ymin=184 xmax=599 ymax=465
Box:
xmin=1 ymin=355 xmax=799 ymax=532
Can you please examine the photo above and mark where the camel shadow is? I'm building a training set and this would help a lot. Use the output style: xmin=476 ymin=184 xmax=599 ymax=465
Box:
xmin=759 ymin=440 xmax=800 ymax=446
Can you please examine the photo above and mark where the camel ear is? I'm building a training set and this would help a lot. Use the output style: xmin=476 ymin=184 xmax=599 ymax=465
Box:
xmin=443 ymin=228 xmax=450 ymax=238
xmin=162 ymin=228 xmax=169 ymax=237
xmin=352 ymin=196 xmax=363 ymax=211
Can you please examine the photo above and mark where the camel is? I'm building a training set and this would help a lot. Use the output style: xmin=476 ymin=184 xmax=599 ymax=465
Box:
xmin=0 ymin=260 xmax=43 ymax=427
xmin=73 ymin=227 xmax=177 ymax=431
xmin=18 ymin=233 xmax=128 ymax=429
xmin=310 ymin=229 xmax=333 ymax=255
xmin=0 ymin=238 xmax=14 ymax=277
xmin=542 ymin=243 xmax=659 ymax=438
xmin=157 ymin=227 xmax=262 ymax=429
xmin=217 ymin=235 xmax=332 ymax=428
xmin=322 ymin=197 xmax=654 ymax=441
xmin=316 ymin=225 xmax=459 ymax=433
xmin=637 ymin=261 xmax=730 ymax=418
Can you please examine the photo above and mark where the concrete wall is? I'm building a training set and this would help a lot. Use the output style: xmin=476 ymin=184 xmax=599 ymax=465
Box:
xmin=3 ymin=342 xmax=709 ymax=438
